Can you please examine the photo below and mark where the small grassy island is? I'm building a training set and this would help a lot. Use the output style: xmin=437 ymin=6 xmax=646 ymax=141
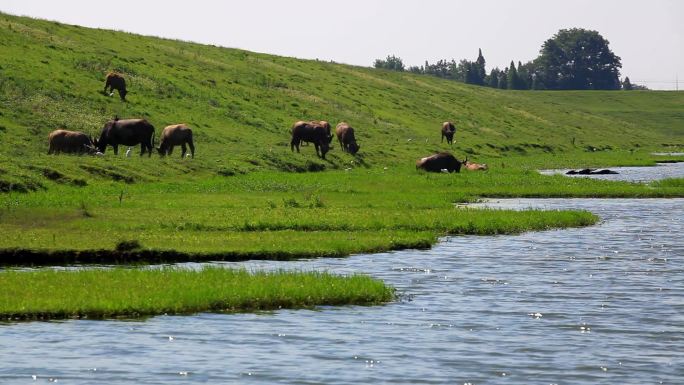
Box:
xmin=0 ymin=13 xmax=682 ymax=319
xmin=0 ymin=267 xmax=394 ymax=320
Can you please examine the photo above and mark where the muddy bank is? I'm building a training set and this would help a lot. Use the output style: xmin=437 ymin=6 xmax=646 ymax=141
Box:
xmin=0 ymin=240 xmax=433 ymax=267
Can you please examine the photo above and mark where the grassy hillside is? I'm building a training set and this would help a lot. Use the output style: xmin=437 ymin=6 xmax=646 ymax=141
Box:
xmin=0 ymin=13 xmax=682 ymax=191
xmin=0 ymin=13 xmax=682 ymax=266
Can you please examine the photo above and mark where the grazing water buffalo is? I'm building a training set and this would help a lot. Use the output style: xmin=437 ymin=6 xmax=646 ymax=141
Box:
xmin=95 ymin=118 xmax=155 ymax=156
xmin=335 ymin=122 xmax=360 ymax=155
xmin=463 ymin=158 xmax=489 ymax=171
xmin=290 ymin=120 xmax=333 ymax=159
xmin=104 ymin=72 xmax=127 ymax=101
xmin=157 ymin=124 xmax=195 ymax=158
xmin=416 ymin=152 xmax=462 ymax=173
xmin=47 ymin=129 xmax=97 ymax=155
xmin=441 ymin=121 xmax=456 ymax=145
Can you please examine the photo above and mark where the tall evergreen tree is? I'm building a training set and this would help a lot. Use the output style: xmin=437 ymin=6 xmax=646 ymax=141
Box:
xmin=507 ymin=61 xmax=521 ymax=89
xmin=474 ymin=49 xmax=486 ymax=85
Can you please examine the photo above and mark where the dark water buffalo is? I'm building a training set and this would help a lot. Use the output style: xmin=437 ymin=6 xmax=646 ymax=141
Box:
xmin=335 ymin=122 xmax=360 ymax=155
xmin=47 ymin=129 xmax=97 ymax=154
xmin=104 ymin=72 xmax=127 ymax=101
xmin=441 ymin=121 xmax=456 ymax=145
xmin=566 ymin=168 xmax=618 ymax=175
xmin=463 ymin=157 xmax=488 ymax=171
xmin=157 ymin=124 xmax=195 ymax=158
xmin=95 ymin=118 xmax=154 ymax=156
xmin=291 ymin=120 xmax=333 ymax=159
xmin=416 ymin=152 xmax=462 ymax=173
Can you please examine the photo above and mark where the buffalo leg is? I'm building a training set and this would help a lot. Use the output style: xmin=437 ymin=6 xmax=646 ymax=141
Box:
xmin=168 ymin=146 xmax=174 ymax=156
xmin=181 ymin=144 xmax=187 ymax=158
xmin=291 ymin=139 xmax=300 ymax=153
xmin=188 ymin=140 xmax=195 ymax=158
xmin=112 ymin=145 xmax=118 ymax=155
xmin=314 ymin=143 xmax=321 ymax=158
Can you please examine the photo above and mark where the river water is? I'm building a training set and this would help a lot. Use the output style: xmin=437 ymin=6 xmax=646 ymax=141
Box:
xmin=1 ymin=166 xmax=682 ymax=384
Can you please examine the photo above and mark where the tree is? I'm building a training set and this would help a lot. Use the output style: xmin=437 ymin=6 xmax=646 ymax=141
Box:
xmin=535 ymin=28 xmax=622 ymax=90
xmin=507 ymin=61 xmax=525 ymax=90
xmin=497 ymin=68 xmax=508 ymax=89
xmin=487 ymin=68 xmax=501 ymax=88
xmin=373 ymin=55 xmax=405 ymax=71
xmin=622 ymin=76 xmax=633 ymax=90
xmin=474 ymin=49 xmax=486 ymax=85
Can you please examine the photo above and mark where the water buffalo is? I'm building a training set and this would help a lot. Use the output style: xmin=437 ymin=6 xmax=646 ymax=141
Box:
xmin=157 ymin=124 xmax=195 ymax=158
xmin=104 ymin=72 xmax=127 ymax=101
xmin=566 ymin=168 xmax=618 ymax=175
xmin=95 ymin=118 xmax=154 ymax=156
xmin=335 ymin=122 xmax=360 ymax=155
xmin=291 ymin=120 xmax=333 ymax=159
xmin=416 ymin=152 xmax=462 ymax=173
xmin=463 ymin=158 xmax=489 ymax=171
xmin=47 ymin=129 xmax=97 ymax=155
xmin=441 ymin=121 xmax=456 ymax=145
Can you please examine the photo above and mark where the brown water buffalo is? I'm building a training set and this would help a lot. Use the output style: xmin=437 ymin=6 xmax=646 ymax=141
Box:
xmin=291 ymin=120 xmax=333 ymax=159
xmin=157 ymin=124 xmax=195 ymax=158
xmin=104 ymin=72 xmax=127 ymax=101
xmin=47 ymin=129 xmax=97 ymax=154
xmin=94 ymin=118 xmax=154 ymax=156
xmin=335 ymin=122 xmax=360 ymax=155
xmin=441 ymin=121 xmax=456 ymax=145
xmin=463 ymin=158 xmax=489 ymax=171
xmin=416 ymin=152 xmax=462 ymax=173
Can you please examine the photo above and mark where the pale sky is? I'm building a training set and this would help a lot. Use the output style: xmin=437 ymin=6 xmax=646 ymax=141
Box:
xmin=2 ymin=0 xmax=682 ymax=90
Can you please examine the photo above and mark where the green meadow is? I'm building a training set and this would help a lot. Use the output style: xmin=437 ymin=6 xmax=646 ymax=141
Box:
xmin=0 ymin=13 xmax=683 ymax=316
xmin=0 ymin=267 xmax=394 ymax=320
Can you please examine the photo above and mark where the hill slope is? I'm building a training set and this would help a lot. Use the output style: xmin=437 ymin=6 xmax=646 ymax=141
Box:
xmin=0 ymin=13 xmax=682 ymax=190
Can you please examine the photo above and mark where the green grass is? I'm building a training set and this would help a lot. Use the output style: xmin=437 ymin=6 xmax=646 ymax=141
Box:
xmin=4 ymin=166 xmax=683 ymax=265
xmin=0 ymin=266 xmax=394 ymax=320
xmin=0 ymin=13 xmax=682 ymax=266
xmin=0 ymin=13 xmax=682 ymax=191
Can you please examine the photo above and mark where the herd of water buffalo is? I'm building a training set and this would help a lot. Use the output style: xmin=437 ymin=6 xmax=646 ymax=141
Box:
xmin=45 ymin=72 xmax=488 ymax=173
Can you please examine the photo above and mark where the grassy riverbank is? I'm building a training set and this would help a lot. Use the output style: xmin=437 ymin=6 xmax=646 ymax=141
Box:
xmin=1 ymin=13 xmax=683 ymax=193
xmin=0 ymin=267 xmax=393 ymax=320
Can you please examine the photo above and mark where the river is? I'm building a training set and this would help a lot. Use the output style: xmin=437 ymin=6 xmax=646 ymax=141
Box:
xmin=1 ymin=164 xmax=682 ymax=384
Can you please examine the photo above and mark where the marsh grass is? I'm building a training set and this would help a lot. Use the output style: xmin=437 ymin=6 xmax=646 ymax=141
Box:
xmin=0 ymin=267 xmax=394 ymax=320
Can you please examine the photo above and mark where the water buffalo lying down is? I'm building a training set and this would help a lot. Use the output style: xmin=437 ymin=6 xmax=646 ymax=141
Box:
xmin=291 ymin=120 xmax=333 ymax=159
xmin=416 ymin=152 xmax=462 ymax=173
xmin=441 ymin=121 xmax=456 ymax=145
xmin=95 ymin=118 xmax=155 ymax=156
xmin=335 ymin=122 xmax=360 ymax=155
xmin=566 ymin=168 xmax=618 ymax=175
xmin=463 ymin=158 xmax=488 ymax=171
xmin=157 ymin=124 xmax=195 ymax=158
xmin=47 ymin=129 xmax=98 ymax=155
xmin=104 ymin=72 xmax=127 ymax=101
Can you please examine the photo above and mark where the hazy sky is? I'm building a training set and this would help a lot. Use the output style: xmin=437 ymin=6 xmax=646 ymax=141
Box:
xmin=2 ymin=0 xmax=682 ymax=89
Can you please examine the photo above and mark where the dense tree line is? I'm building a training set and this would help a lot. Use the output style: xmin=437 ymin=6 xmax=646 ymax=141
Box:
xmin=374 ymin=28 xmax=646 ymax=90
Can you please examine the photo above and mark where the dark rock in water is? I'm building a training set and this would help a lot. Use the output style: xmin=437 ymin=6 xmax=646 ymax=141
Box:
xmin=576 ymin=168 xmax=595 ymax=175
xmin=566 ymin=170 xmax=578 ymax=175
xmin=593 ymin=169 xmax=618 ymax=174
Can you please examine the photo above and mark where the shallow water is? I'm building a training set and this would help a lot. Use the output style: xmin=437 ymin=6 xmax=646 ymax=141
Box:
xmin=1 ymin=172 xmax=683 ymax=384
xmin=540 ymin=160 xmax=684 ymax=182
